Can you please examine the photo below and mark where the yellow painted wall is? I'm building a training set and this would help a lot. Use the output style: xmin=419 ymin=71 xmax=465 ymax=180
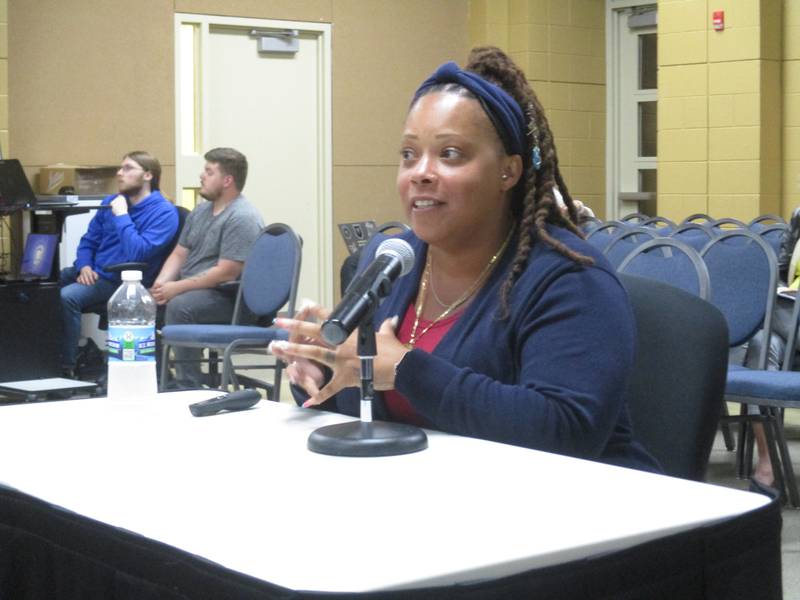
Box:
xmin=470 ymin=0 xmax=607 ymax=218
xmin=7 ymin=1 xmax=469 ymax=295
xmin=785 ymin=0 xmax=800 ymax=217
xmin=658 ymin=0 xmax=785 ymax=222
xmin=0 ymin=0 xmax=11 ymax=277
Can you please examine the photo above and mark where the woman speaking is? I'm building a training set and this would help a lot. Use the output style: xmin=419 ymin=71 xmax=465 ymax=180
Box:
xmin=270 ymin=47 xmax=659 ymax=472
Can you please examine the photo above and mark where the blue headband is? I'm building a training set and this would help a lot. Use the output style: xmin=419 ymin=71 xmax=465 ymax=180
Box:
xmin=413 ymin=61 xmax=529 ymax=161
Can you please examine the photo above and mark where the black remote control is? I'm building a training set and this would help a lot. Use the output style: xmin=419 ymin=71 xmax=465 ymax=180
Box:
xmin=189 ymin=389 xmax=261 ymax=417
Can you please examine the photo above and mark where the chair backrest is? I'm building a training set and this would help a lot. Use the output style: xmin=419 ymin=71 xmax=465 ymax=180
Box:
xmin=578 ymin=215 xmax=603 ymax=234
xmin=586 ymin=220 xmax=628 ymax=252
xmin=165 ymin=205 xmax=191 ymax=257
xmin=681 ymin=213 xmax=714 ymax=225
xmin=711 ymin=217 xmax=747 ymax=231
xmin=236 ymin=223 xmax=302 ymax=322
xmin=641 ymin=216 xmax=676 ymax=235
xmin=757 ymin=223 xmax=789 ymax=259
xmin=670 ymin=222 xmax=718 ymax=251
xmin=619 ymin=274 xmax=729 ymax=481
xmin=749 ymin=214 xmax=787 ymax=228
xmin=700 ymin=230 xmax=777 ymax=365
xmin=620 ymin=212 xmax=649 ymax=224
xmin=339 ymin=221 xmax=410 ymax=293
xmin=603 ymin=227 xmax=658 ymax=268
xmin=376 ymin=221 xmax=411 ymax=235
xmin=618 ymin=238 xmax=711 ymax=300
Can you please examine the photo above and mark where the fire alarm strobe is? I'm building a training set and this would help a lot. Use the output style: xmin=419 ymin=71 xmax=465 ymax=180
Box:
xmin=713 ymin=10 xmax=725 ymax=32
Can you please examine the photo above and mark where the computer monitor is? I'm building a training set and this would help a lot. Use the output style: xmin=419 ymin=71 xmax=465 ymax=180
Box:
xmin=0 ymin=159 xmax=37 ymax=213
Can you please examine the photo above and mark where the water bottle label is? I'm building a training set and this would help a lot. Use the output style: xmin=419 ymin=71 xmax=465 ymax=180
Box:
xmin=107 ymin=325 xmax=156 ymax=362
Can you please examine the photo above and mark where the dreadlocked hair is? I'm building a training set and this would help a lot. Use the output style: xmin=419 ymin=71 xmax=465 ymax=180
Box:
xmin=464 ymin=46 xmax=593 ymax=318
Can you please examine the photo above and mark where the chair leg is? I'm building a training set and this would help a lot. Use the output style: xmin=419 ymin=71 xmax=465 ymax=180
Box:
xmin=720 ymin=403 xmax=735 ymax=451
xmin=208 ymin=350 xmax=220 ymax=388
xmin=736 ymin=419 xmax=749 ymax=479
xmin=744 ymin=425 xmax=755 ymax=479
xmin=768 ymin=407 xmax=800 ymax=508
xmin=159 ymin=344 xmax=171 ymax=392
xmin=759 ymin=412 xmax=788 ymax=505
xmin=221 ymin=347 xmax=236 ymax=392
xmin=273 ymin=359 xmax=283 ymax=403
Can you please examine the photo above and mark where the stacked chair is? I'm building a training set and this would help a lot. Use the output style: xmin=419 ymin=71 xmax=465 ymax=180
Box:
xmin=589 ymin=211 xmax=798 ymax=505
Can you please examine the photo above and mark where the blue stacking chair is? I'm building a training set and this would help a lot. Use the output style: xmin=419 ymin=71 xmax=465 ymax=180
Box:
xmin=617 ymin=238 xmax=711 ymax=300
xmin=603 ymin=227 xmax=658 ymax=269
xmin=641 ymin=216 xmax=676 ymax=236
xmin=159 ymin=223 xmax=302 ymax=400
xmin=620 ymin=212 xmax=649 ymax=224
xmin=758 ymin=223 xmax=789 ymax=259
xmin=700 ymin=230 xmax=800 ymax=506
xmin=586 ymin=220 xmax=628 ymax=253
xmin=681 ymin=213 xmax=715 ymax=225
xmin=671 ymin=222 xmax=718 ymax=252
xmin=749 ymin=214 xmax=787 ymax=233
xmin=711 ymin=217 xmax=747 ymax=232
xmin=578 ymin=215 xmax=603 ymax=235
xmin=725 ymin=303 xmax=800 ymax=507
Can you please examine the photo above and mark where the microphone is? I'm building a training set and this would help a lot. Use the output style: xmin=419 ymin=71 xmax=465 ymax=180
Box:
xmin=321 ymin=238 xmax=415 ymax=345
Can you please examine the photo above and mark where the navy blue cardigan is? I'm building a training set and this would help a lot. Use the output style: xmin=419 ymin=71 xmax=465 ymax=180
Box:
xmin=310 ymin=226 xmax=659 ymax=473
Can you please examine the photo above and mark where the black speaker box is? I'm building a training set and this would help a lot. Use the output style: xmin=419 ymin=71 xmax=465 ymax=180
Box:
xmin=0 ymin=282 xmax=62 ymax=381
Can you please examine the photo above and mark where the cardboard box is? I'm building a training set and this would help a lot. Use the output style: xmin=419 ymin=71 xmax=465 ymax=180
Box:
xmin=37 ymin=164 xmax=118 ymax=196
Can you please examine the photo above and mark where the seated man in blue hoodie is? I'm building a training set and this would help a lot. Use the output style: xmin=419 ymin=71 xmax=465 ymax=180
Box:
xmin=59 ymin=151 xmax=179 ymax=377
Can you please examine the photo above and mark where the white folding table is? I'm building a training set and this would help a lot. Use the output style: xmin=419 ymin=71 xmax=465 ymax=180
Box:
xmin=0 ymin=391 xmax=775 ymax=595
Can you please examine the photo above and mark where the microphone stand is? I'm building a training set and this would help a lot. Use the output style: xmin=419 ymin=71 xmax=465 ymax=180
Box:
xmin=307 ymin=310 xmax=428 ymax=457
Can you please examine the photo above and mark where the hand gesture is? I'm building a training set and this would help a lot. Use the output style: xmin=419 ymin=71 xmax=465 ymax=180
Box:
xmin=109 ymin=194 xmax=128 ymax=216
xmin=270 ymin=302 xmax=408 ymax=408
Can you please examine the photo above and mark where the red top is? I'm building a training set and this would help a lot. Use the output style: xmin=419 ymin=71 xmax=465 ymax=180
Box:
xmin=383 ymin=301 xmax=461 ymax=426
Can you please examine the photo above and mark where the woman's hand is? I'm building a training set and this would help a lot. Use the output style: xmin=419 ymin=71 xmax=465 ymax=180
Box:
xmin=270 ymin=305 xmax=410 ymax=408
xmin=276 ymin=302 xmax=331 ymax=400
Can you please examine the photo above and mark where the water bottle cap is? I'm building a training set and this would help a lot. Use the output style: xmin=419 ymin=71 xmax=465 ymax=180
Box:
xmin=121 ymin=270 xmax=143 ymax=281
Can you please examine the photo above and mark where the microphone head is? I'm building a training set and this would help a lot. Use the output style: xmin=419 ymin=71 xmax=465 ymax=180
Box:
xmin=375 ymin=238 xmax=415 ymax=276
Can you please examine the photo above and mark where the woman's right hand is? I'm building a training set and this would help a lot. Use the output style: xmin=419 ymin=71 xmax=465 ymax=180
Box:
xmin=281 ymin=301 xmax=330 ymax=396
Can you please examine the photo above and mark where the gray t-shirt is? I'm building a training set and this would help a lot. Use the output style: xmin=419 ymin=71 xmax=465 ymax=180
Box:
xmin=178 ymin=195 xmax=264 ymax=279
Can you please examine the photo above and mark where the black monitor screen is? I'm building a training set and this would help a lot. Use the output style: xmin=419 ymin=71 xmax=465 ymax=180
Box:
xmin=0 ymin=159 xmax=37 ymax=212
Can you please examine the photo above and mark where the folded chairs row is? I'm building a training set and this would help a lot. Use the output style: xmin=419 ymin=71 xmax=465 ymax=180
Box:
xmin=585 ymin=214 xmax=798 ymax=507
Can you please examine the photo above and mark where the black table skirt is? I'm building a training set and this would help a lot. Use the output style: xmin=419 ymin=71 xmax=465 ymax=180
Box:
xmin=0 ymin=485 xmax=782 ymax=600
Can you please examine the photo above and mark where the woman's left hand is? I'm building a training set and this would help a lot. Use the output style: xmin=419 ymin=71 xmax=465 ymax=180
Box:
xmin=270 ymin=311 xmax=409 ymax=408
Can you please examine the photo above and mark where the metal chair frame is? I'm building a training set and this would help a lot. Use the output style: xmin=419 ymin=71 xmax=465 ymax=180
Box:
xmin=618 ymin=237 xmax=712 ymax=301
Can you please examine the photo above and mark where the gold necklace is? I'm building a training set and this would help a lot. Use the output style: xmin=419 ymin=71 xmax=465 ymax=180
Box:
xmin=406 ymin=228 xmax=514 ymax=348
xmin=427 ymin=266 xmax=451 ymax=308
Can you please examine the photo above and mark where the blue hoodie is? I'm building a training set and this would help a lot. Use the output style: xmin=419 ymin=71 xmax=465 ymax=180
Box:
xmin=73 ymin=191 xmax=178 ymax=287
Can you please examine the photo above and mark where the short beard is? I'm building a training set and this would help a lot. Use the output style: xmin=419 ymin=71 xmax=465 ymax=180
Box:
xmin=119 ymin=182 xmax=144 ymax=197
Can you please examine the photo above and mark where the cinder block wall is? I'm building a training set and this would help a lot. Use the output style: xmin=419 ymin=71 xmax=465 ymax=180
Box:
xmin=785 ymin=2 xmax=800 ymax=217
xmin=469 ymin=0 xmax=607 ymax=218
xmin=658 ymin=0 xmax=783 ymax=222
xmin=0 ymin=0 xmax=10 ymax=275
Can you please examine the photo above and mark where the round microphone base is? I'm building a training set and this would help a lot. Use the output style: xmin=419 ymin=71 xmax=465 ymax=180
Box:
xmin=307 ymin=420 xmax=428 ymax=457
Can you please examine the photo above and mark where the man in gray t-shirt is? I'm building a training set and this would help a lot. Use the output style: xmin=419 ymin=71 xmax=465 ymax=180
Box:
xmin=151 ymin=147 xmax=264 ymax=387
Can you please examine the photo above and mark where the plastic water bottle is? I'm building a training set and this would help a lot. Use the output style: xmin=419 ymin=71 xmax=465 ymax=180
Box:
xmin=106 ymin=270 xmax=157 ymax=400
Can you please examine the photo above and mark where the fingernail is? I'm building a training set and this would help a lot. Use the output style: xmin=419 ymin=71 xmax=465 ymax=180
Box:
xmin=391 ymin=315 xmax=399 ymax=329
xmin=268 ymin=340 xmax=288 ymax=353
xmin=299 ymin=298 xmax=316 ymax=311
